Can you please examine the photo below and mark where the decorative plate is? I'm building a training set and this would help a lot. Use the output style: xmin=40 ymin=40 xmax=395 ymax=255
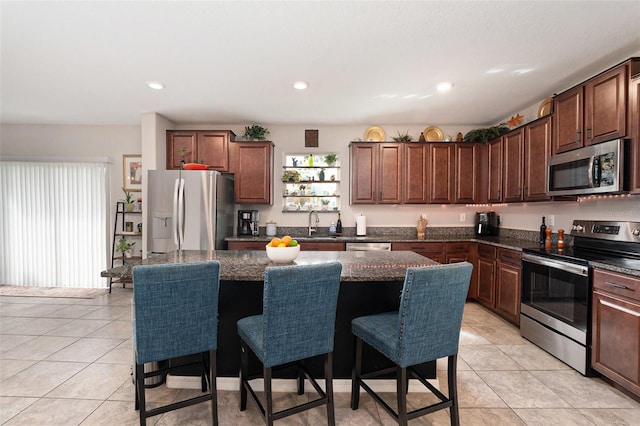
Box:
xmin=538 ymin=97 xmax=553 ymax=117
xmin=364 ymin=126 xmax=386 ymax=142
xmin=423 ymin=126 xmax=444 ymax=142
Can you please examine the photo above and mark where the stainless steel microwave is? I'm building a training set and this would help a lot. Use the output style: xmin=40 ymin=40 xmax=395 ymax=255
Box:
xmin=548 ymin=139 xmax=628 ymax=196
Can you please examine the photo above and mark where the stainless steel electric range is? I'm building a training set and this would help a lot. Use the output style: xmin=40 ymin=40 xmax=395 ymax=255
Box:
xmin=520 ymin=220 xmax=640 ymax=375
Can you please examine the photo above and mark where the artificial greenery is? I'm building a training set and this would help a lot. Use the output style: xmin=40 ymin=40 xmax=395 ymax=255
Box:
xmin=323 ymin=153 xmax=338 ymax=166
xmin=116 ymin=237 xmax=135 ymax=253
xmin=391 ymin=130 xmax=413 ymax=142
xmin=282 ymin=170 xmax=301 ymax=182
xmin=243 ymin=125 xmax=270 ymax=141
xmin=121 ymin=187 xmax=133 ymax=204
xmin=463 ymin=124 xmax=510 ymax=143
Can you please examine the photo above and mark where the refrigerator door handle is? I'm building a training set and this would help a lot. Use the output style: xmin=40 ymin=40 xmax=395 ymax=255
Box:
xmin=177 ymin=178 xmax=185 ymax=249
xmin=172 ymin=179 xmax=180 ymax=248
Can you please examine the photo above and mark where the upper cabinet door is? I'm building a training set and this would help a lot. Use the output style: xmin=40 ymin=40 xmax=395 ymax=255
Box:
xmin=167 ymin=131 xmax=197 ymax=169
xmin=630 ymin=74 xmax=640 ymax=194
xmin=234 ymin=142 xmax=273 ymax=204
xmin=428 ymin=143 xmax=454 ymax=204
xmin=553 ymin=86 xmax=584 ymax=154
xmin=198 ymin=131 xmax=235 ymax=171
xmin=404 ymin=144 xmax=428 ymax=203
xmin=487 ymin=138 xmax=503 ymax=203
xmin=503 ymin=129 xmax=524 ymax=203
xmin=350 ymin=143 xmax=377 ymax=204
xmin=585 ymin=65 xmax=628 ymax=146
xmin=524 ymin=116 xmax=552 ymax=201
xmin=378 ymin=143 xmax=403 ymax=204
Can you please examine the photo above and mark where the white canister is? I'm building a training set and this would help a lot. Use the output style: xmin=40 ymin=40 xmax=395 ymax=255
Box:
xmin=266 ymin=222 xmax=277 ymax=236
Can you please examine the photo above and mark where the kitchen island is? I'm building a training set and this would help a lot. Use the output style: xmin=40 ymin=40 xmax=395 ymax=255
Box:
xmin=102 ymin=250 xmax=440 ymax=378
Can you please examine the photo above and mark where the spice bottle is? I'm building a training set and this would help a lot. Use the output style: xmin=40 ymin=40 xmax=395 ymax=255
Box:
xmin=545 ymin=228 xmax=552 ymax=248
xmin=557 ymin=229 xmax=565 ymax=249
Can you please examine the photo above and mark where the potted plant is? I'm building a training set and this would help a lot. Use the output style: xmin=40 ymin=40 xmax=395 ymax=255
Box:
xmin=321 ymin=199 xmax=330 ymax=210
xmin=116 ymin=237 xmax=136 ymax=258
xmin=298 ymin=184 xmax=307 ymax=195
xmin=282 ymin=170 xmax=301 ymax=182
xmin=122 ymin=187 xmax=135 ymax=212
xmin=463 ymin=124 xmax=510 ymax=143
xmin=323 ymin=153 xmax=338 ymax=166
xmin=243 ymin=125 xmax=270 ymax=141
xmin=392 ymin=131 xmax=413 ymax=142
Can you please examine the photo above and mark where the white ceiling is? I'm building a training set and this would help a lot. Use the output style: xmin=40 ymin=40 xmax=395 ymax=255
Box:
xmin=1 ymin=1 xmax=639 ymax=127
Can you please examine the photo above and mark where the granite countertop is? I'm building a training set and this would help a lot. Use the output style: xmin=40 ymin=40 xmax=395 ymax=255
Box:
xmin=101 ymin=250 xmax=440 ymax=282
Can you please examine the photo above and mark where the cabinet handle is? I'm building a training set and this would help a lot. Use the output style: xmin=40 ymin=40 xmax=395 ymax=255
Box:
xmin=605 ymin=281 xmax=632 ymax=291
xmin=586 ymin=127 xmax=591 ymax=141
xmin=575 ymin=130 xmax=581 ymax=143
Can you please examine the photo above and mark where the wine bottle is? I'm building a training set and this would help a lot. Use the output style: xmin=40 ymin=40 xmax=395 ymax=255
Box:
xmin=539 ymin=217 xmax=546 ymax=245
xmin=336 ymin=213 xmax=342 ymax=234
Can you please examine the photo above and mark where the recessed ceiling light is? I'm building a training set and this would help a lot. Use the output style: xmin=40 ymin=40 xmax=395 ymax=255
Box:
xmin=146 ymin=81 xmax=164 ymax=90
xmin=436 ymin=82 xmax=453 ymax=92
xmin=293 ymin=81 xmax=309 ymax=90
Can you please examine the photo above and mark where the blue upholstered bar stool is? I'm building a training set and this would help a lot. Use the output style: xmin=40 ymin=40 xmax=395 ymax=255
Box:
xmin=351 ymin=262 xmax=473 ymax=426
xmin=132 ymin=261 xmax=221 ymax=426
xmin=237 ymin=262 xmax=342 ymax=426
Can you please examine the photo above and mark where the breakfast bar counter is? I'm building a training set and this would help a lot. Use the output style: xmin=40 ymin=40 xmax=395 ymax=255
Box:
xmin=102 ymin=250 xmax=440 ymax=378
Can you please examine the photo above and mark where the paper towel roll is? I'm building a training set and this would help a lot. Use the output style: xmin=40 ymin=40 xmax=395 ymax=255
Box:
xmin=356 ymin=215 xmax=367 ymax=236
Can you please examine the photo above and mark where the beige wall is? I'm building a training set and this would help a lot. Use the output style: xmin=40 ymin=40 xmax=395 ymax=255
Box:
xmin=3 ymin=121 xmax=637 ymax=237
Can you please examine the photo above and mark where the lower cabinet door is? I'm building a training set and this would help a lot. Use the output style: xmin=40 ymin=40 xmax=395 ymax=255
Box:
xmin=476 ymin=258 xmax=495 ymax=308
xmin=592 ymin=291 xmax=640 ymax=396
xmin=496 ymin=263 xmax=521 ymax=325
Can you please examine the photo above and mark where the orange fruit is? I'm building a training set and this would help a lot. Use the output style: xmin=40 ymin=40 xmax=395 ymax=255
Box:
xmin=277 ymin=242 xmax=287 ymax=248
xmin=270 ymin=238 xmax=281 ymax=247
xmin=281 ymin=235 xmax=292 ymax=246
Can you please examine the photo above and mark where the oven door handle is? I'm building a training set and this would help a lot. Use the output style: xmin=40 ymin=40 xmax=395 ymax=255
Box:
xmin=522 ymin=254 xmax=589 ymax=277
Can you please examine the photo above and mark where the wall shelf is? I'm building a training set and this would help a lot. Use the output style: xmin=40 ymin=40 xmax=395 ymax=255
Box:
xmin=282 ymin=153 xmax=340 ymax=212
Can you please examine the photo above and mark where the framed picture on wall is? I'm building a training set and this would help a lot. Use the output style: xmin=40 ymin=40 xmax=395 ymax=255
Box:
xmin=123 ymin=154 xmax=142 ymax=192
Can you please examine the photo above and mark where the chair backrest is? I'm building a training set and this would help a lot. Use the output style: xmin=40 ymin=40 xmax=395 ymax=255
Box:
xmin=395 ymin=262 xmax=473 ymax=368
xmin=133 ymin=261 xmax=221 ymax=365
xmin=261 ymin=262 xmax=342 ymax=367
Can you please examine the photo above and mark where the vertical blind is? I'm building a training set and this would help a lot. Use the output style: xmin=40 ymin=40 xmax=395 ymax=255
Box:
xmin=0 ymin=161 xmax=109 ymax=288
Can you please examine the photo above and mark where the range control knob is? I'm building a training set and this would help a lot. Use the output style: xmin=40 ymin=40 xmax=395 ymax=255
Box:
xmin=632 ymin=228 xmax=640 ymax=237
xmin=572 ymin=224 xmax=584 ymax=232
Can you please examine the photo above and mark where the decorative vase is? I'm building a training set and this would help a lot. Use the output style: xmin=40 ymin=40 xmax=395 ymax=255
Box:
xmin=125 ymin=203 xmax=134 ymax=212
xmin=318 ymin=170 xmax=325 ymax=181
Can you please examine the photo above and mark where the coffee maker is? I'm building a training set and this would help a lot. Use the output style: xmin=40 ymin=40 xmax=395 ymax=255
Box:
xmin=475 ymin=212 xmax=499 ymax=236
xmin=238 ymin=210 xmax=259 ymax=236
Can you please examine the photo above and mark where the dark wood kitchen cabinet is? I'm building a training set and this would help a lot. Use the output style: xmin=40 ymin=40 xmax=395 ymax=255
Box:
xmin=554 ymin=63 xmax=629 ymax=154
xmin=495 ymin=248 xmax=521 ymax=325
xmin=524 ymin=116 xmax=552 ymax=201
xmin=476 ymin=244 xmax=496 ymax=308
xmin=503 ymin=128 xmax=524 ymax=202
xmin=228 ymin=241 xmax=344 ymax=251
xmin=476 ymin=244 xmax=521 ymax=326
xmin=592 ymin=268 xmax=640 ymax=397
xmin=392 ymin=242 xmax=445 ymax=263
xmin=455 ymin=143 xmax=486 ymax=204
xmin=166 ymin=130 xmax=235 ymax=170
xmin=487 ymin=137 xmax=503 ymax=203
xmin=350 ymin=142 xmax=402 ymax=204
xmin=232 ymin=141 xmax=273 ymax=204
xmin=630 ymin=71 xmax=640 ymax=194
xmin=428 ymin=143 xmax=455 ymax=204
xmin=404 ymin=144 xmax=428 ymax=203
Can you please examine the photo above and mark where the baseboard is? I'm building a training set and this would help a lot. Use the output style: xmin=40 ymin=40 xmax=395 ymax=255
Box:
xmin=166 ymin=374 xmax=437 ymax=393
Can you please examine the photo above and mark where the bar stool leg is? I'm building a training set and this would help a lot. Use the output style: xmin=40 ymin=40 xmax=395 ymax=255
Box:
xmin=239 ymin=341 xmax=248 ymax=411
xmin=297 ymin=361 xmax=305 ymax=395
xmin=265 ymin=366 xmax=274 ymax=426
xmin=397 ymin=366 xmax=408 ymax=426
xmin=448 ymin=355 xmax=460 ymax=426
xmin=326 ymin=352 xmax=335 ymax=426
xmin=210 ymin=349 xmax=218 ymax=426
xmin=351 ymin=336 xmax=362 ymax=410
xmin=136 ymin=363 xmax=146 ymax=426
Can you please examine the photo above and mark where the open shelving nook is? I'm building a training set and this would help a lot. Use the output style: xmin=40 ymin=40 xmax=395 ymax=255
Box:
xmin=282 ymin=153 xmax=340 ymax=213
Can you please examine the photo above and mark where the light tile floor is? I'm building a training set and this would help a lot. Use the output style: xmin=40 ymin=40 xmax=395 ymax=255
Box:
xmin=1 ymin=289 xmax=639 ymax=425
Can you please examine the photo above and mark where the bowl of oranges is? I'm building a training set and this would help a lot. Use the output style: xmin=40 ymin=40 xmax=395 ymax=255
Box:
xmin=265 ymin=235 xmax=300 ymax=263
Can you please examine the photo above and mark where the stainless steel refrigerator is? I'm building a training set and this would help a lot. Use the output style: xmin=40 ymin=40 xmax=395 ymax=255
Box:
xmin=147 ymin=170 xmax=235 ymax=253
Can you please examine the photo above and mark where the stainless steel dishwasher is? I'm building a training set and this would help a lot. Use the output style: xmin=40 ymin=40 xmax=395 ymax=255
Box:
xmin=345 ymin=242 xmax=391 ymax=252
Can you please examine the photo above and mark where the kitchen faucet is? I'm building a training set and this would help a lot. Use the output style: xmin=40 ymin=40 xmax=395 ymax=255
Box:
xmin=308 ymin=210 xmax=319 ymax=236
